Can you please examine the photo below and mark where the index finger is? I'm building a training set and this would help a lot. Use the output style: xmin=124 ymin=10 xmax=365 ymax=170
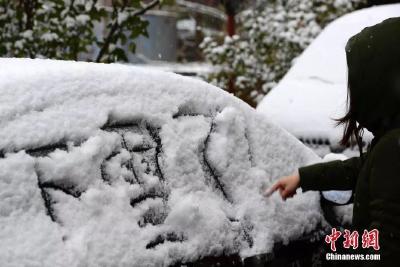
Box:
xmin=264 ymin=181 xmax=282 ymax=197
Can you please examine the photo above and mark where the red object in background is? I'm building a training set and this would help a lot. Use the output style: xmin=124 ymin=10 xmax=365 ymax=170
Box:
xmin=227 ymin=14 xmax=235 ymax=36
xmin=220 ymin=0 xmax=240 ymax=93
xmin=221 ymin=0 xmax=240 ymax=36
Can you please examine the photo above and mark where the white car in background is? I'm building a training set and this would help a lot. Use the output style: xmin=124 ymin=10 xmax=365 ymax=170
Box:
xmin=0 ymin=58 xmax=345 ymax=267
xmin=257 ymin=4 xmax=400 ymax=157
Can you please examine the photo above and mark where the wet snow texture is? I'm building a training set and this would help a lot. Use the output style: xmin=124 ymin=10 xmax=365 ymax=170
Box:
xmin=0 ymin=59 xmax=321 ymax=267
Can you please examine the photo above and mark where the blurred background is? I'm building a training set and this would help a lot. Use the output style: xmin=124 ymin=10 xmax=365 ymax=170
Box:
xmin=1 ymin=0 xmax=399 ymax=155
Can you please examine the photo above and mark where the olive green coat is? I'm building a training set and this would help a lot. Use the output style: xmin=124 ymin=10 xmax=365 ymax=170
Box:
xmin=298 ymin=17 xmax=400 ymax=266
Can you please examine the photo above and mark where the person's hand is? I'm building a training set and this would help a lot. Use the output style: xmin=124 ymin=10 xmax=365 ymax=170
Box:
xmin=265 ymin=171 xmax=300 ymax=200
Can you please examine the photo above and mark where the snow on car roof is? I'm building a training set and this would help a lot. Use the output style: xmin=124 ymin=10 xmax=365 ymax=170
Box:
xmin=257 ymin=4 xmax=400 ymax=144
xmin=0 ymin=58 xmax=321 ymax=266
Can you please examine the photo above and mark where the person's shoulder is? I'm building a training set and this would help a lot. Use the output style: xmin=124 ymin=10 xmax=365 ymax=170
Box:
xmin=369 ymin=129 xmax=400 ymax=196
xmin=376 ymin=128 xmax=400 ymax=147
xmin=371 ymin=128 xmax=400 ymax=162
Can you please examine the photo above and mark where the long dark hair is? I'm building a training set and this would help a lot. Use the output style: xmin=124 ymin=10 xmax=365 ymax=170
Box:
xmin=335 ymin=78 xmax=365 ymax=156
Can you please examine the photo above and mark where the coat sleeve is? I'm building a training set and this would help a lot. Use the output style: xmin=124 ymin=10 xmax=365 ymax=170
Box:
xmin=298 ymin=155 xmax=364 ymax=192
xmin=367 ymin=130 xmax=400 ymax=263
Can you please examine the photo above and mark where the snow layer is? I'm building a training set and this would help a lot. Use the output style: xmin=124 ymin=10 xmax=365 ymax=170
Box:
xmin=257 ymin=4 xmax=400 ymax=144
xmin=0 ymin=58 xmax=321 ymax=267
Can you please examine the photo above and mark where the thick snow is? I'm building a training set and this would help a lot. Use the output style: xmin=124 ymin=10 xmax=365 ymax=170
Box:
xmin=257 ymin=4 xmax=400 ymax=145
xmin=133 ymin=61 xmax=214 ymax=79
xmin=0 ymin=58 xmax=323 ymax=267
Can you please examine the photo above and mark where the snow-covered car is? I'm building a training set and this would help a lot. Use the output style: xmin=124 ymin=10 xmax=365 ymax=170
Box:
xmin=1 ymin=59 xmax=338 ymax=267
xmin=257 ymin=4 xmax=400 ymax=157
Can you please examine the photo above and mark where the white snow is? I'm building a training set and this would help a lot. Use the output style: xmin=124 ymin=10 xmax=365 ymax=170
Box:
xmin=257 ymin=4 xmax=400 ymax=145
xmin=41 ymin=32 xmax=59 ymax=42
xmin=117 ymin=12 xmax=129 ymax=25
xmin=176 ymin=18 xmax=196 ymax=32
xmin=75 ymin=14 xmax=90 ymax=25
xmin=133 ymin=61 xmax=214 ymax=79
xmin=0 ymin=58 xmax=323 ymax=267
